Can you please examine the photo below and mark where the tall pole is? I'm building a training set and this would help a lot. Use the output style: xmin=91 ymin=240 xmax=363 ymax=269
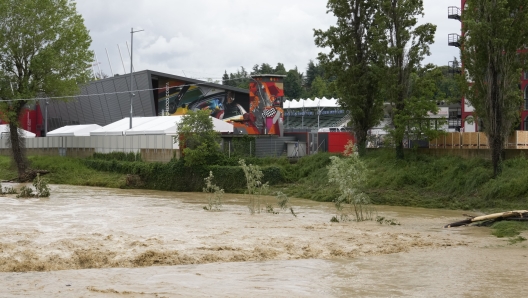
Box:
xmin=129 ymin=27 xmax=144 ymax=129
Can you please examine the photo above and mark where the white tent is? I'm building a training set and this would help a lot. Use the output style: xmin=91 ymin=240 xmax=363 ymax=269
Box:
xmin=90 ymin=117 xmax=154 ymax=136
xmin=125 ymin=116 xmax=183 ymax=136
xmin=91 ymin=116 xmax=234 ymax=137
xmin=283 ymin=97 xmax=340 ymax=109
xmin=0 ymin=124 xmax=36 ymax=138
xmin=47 ymin=124 xmax=102 ymax=137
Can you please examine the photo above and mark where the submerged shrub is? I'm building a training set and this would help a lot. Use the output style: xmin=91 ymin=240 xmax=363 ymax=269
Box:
xmin=203 ymin=171 xmax=224 ymax=211
xmin=327 ymin=145 xmax=374 ymax=222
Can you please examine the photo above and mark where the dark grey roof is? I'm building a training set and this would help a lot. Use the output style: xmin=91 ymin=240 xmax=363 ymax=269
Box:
xmin=148 ymin=70 xmax=249 ymax=94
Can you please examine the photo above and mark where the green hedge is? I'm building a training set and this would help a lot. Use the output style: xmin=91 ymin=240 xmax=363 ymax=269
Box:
xmin=82 ymin=159 xmax=284 ymax=193
xmin=91 ymin=152 xmax=142 ymax=162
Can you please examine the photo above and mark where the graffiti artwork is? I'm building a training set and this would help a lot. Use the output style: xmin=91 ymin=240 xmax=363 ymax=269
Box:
xmin=157 ymin=80 xmax=248 ymax=122
xmin=231 ymin=75 xmax=285 ymax=136
xmin=157 ymin=75 xmax=284 ymax=136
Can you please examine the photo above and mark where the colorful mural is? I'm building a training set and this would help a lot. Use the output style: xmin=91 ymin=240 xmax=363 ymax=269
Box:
xmin=157 ymin=75 xmax=285 ymax=136
xmin=232 ymin=75 xmax=285 ymax=136
xmin=157 ymin=80 xmax=248 ymax=123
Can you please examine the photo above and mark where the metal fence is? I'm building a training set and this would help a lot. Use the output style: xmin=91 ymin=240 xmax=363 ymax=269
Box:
xmin=0 ymin=135 xmax=177 ymax=153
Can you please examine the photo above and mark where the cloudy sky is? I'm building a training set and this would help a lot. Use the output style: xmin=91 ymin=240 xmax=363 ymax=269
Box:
xmin=76 ymin=0 xmax=462 ymax=81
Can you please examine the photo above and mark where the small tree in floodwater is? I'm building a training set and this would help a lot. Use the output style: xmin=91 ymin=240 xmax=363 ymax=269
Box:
xmin=203 ymin=171 xmax=224 ymax=211
xmin=327 ymin=141 xmax=373 ymax=222
xmin=239 ymin=159 xmax=269 ymax=214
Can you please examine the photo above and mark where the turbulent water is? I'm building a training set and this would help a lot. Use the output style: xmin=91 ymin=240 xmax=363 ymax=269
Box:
xmin=0 ymin=184 xmax=526 ymax=297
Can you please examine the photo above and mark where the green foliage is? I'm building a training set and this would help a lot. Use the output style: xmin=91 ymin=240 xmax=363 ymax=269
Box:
xmin=239 ymin=159 xmax=269 ymax=214
xmin=380 ymin=0 xmax=437 ymax=159
xmin=460 ymin=0 xmax=528 ymax=177
xmin=327 ymin=153 xmax=373 ymax=222
xmin=0 ymin=0 xmax=93 ymax=178
xmin=33 ymin=173 xmax=50 ymax=198
xmin=177 ymin=110 xmax=222 ymax=167
xmin=16 ymin=186 xmax=34 ymax=198
xmin=203 ymin=171 xmax=224 ymax=211
xmin=314 ymin=0 xmax=386 ymax=156
xmin=491 ymin=221 xmax=528 ymax=241
xmin=388 ymin=65 xmax=447 ymax=145
xmin=92 ymin=152 xmax=142 ymax=162
xmin=284 ymin=67 xmax=304 ymax=99
xmin=223 ymin=135 xmax=256 ymax=157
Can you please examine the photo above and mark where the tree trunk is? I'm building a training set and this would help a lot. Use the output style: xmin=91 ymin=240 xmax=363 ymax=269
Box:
xmin=355 ymin=129 xmax=367 ymax=157
xmin=395 ymin=141 xmax=404 ymax=159
xmin=490 ymin=136 xmax=503 ymax=178
xmin=7 ymin=101 xmax=28 ymax=180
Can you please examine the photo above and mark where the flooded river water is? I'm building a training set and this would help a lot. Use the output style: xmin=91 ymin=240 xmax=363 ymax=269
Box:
xmin=0 ymin=184 xmax=526 ymax=297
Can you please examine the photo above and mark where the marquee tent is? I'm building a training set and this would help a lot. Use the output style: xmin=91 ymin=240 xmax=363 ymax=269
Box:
xmin=0 ymin=124 xmax=36 ymax=138
xmin=47 ymin=124 xmax=102 ymax=137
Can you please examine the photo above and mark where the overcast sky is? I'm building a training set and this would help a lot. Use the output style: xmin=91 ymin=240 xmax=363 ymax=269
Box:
xmin=76 ymin=0 xmax=462 ymax=81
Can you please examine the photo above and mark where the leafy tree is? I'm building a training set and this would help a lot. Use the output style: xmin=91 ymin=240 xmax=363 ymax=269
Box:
xmin=176 ymin=109 xmax=221 ymax=167
xmin=435 ymin=64 xmax=462 ymax=104
xmin=284 ymin=67 xmax=304 ymax=99
xmin=380 ymin=0 xmax=436 ymax=159
xmin=314 ymin=0 xmax=386 ymax=156
xmin=460 ymin=0 xmax=528 ymax=177
xmin=389 ymin=64 xmax=445 ymax=146
xmin=274 ymin=63 xmax=287 ymax=75
xmin=222 ymin=71 xmax=230 ymax=85
xmin=0 ymin=0 xmax=93 ymax=180
xmin=260 ymin=63 xmax=275 ymax=74
xmin=305 ymin=60 xmax=325 ymax=87
xmin=231 ymin=67 xmax=251 ymax=89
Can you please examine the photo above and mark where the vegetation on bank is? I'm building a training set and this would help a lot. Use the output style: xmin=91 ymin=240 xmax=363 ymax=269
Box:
xmin=1 ymin=150 xmax=527 ymax=212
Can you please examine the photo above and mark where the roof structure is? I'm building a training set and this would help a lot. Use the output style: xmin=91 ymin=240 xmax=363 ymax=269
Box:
xmin=283 ymin=97 xmax=340 ymax=109
xmin=90 ymin=117 xmax=155 ymax=136
xmin=91 ymin=116 xmax=234 ymax=136
xmin=0 ymin=125 xmax=36 ymax=138
xmin=47 ymin=124 xmax=102 ymax=137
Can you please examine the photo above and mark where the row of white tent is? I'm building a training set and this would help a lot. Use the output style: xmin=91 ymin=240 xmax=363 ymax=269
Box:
xmin=283 ymin=97 xmax=340 ymax=109
xmin=0 ymin=125 xmax=36 ymax=138
xmin=47 ymin=116 xmax=234 ymax=137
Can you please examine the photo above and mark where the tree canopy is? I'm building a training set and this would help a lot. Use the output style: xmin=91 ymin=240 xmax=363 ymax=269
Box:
xmin=314 ymin=0 xmax=386 ymax=156
xmin=0 ymin=0 xmax=93 ymax=179
xmin=176 ymin=109 xmax=221 ymax=167
xmin=460 ymin=0 xmax=528 ymax=177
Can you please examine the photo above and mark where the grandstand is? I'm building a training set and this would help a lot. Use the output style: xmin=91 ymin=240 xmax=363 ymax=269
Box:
xmin=283 ymin=98 xmax=350 ymax=130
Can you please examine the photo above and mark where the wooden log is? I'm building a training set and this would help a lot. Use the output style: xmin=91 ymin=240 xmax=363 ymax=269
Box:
xmin=444 ymin=210 xmax=528 ymax=228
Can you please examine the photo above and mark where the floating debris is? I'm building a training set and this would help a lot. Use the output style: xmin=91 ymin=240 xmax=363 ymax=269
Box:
xmin=444 ymin=210 xmax=528 ymax=228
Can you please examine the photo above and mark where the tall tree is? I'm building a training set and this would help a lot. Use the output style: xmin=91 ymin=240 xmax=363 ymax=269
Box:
xmin=0 ymin=0 xmax=93 ymax=180
xmin=222 ymin=71 xmax=230 ymax=85
xmin=314 ymin=0 xmax=386 ymax=156
xmin=380 ymin=0 xmax=436 ymax=159
xmin=274 ymin=63 xmax=287 ymax=75
xmin=284 ymin=67 xmax=304 ymax=99
xmin=460 ymin=0 xmax=528 ymax=177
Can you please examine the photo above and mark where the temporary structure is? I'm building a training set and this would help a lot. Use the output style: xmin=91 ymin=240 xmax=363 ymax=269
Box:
xmin=92 ymin=116 xmax=234 ymax=136
xmin=47 ymin=124 xmax=102 ymax=137
xmin=90 ymin=117 xmax=154 ymax=136
xmin=0 ymin=124 xmax=36 ymax=139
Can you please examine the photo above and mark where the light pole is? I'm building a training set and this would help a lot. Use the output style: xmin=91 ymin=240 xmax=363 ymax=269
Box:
xmin=129 ymin=27 xmax=144 ymax=129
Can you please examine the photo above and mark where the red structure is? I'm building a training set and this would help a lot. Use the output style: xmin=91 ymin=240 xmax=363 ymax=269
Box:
xmin=0 ymin=102 xmax=43 ymax=137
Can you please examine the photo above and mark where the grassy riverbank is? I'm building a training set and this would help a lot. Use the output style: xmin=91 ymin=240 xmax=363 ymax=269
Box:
xmin=1 ymin=150 xmax=527 ymax=211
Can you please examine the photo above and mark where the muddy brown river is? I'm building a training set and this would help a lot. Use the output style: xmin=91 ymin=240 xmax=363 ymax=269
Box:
xmin=0 ymin=184 xmax=526 ymax=297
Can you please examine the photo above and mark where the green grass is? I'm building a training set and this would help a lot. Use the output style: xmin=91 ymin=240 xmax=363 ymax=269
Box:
xmin=1 ymin=149 xmax=528 ymax=212
xmin=0 ymin=155 xmax=127 ymax=188
xmin=491 ymin=221 xmax=528 ymax=244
